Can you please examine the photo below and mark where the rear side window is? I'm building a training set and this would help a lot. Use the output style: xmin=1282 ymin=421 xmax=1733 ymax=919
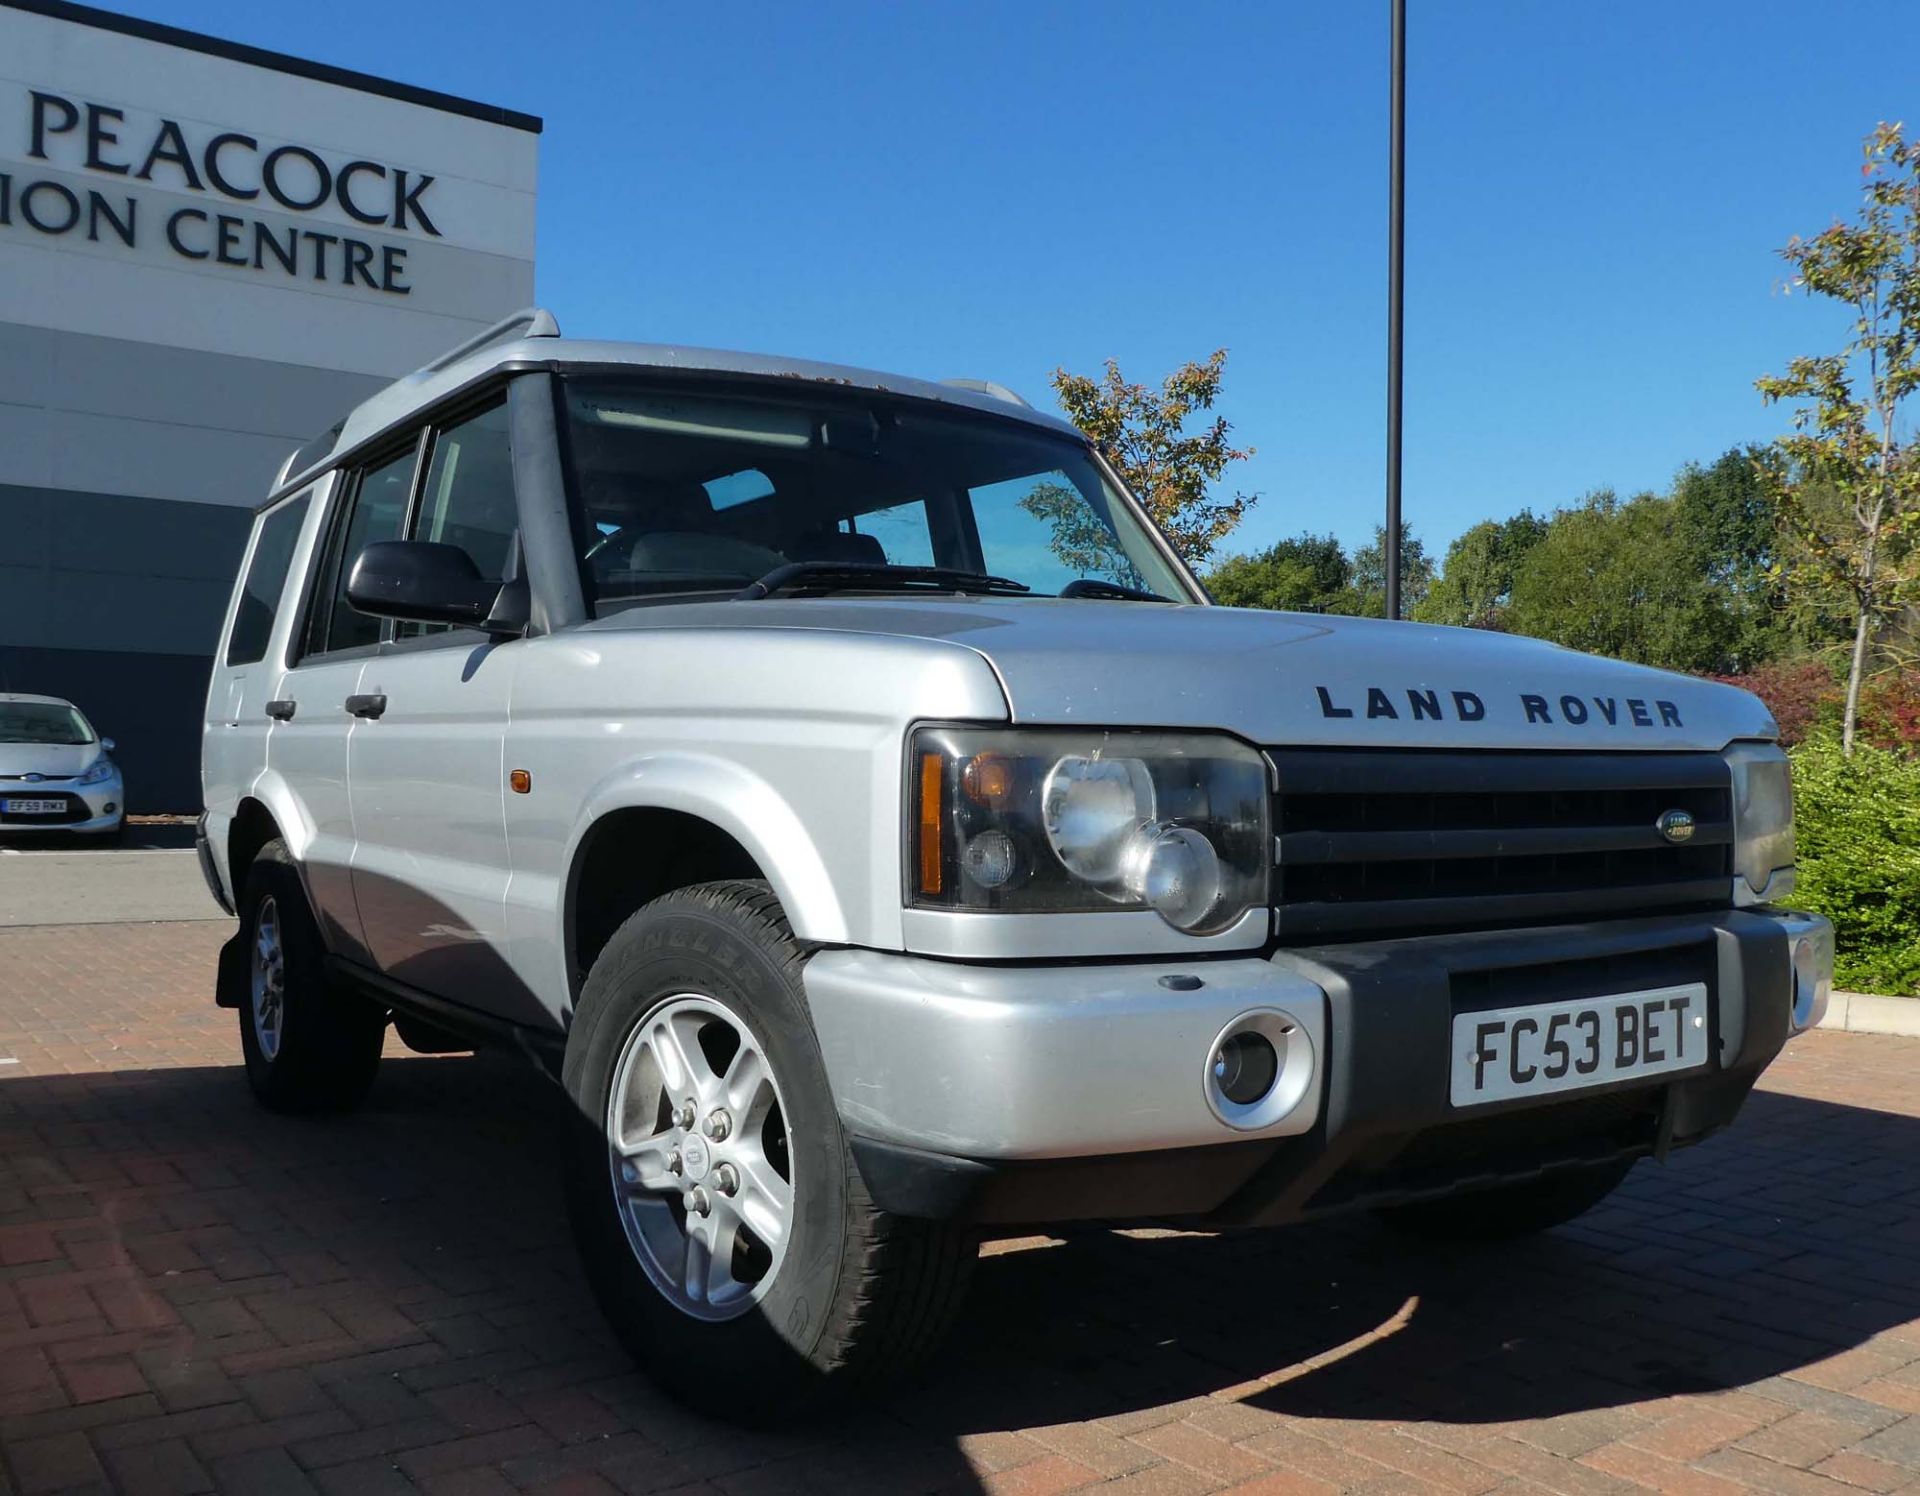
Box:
xmin=226 ymin=494 xmax=311 ymax=666
xmin=308 ymin=443 xmax=419 ymax=656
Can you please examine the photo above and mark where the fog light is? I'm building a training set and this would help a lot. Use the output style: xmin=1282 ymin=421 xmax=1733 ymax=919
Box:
xmin=103 ymin=803 xmax=118 ymax=815
xmin=1203 ymin=1009 xmax=1316 ymax=1131
xmin=1212 ymin=1032 xmax=1278 ymax=1105
xmin=1792 ymin=935 xmax=1830 ymax=1031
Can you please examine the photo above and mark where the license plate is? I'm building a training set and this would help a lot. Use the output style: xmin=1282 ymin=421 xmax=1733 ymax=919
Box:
xmin=1450 ymin=983 xmax=1709 ymax=1107
xmin=1 ymin=798 xmax=65 ymax=815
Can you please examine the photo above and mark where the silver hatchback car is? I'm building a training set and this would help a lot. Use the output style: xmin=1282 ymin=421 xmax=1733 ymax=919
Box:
xmin=0 ymin=693 xmax=125 ymax=838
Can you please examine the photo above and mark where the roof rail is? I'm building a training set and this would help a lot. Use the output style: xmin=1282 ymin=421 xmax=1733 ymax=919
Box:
xmin=406 ymin=306 xmax=562 ymax=382
xmin=940 ymin=377 xmax=1032 ymax=409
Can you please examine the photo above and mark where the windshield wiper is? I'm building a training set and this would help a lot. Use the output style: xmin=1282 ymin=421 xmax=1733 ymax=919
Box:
xmin=737 ymin=562 xmax=1032 ymax=600
xmin=1058 ymin=577 xmax=1171 ymax=603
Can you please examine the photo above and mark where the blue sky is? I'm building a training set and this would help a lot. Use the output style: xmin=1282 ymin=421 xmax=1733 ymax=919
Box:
xmin=129 ymin=1 xmax=1920 ymax=562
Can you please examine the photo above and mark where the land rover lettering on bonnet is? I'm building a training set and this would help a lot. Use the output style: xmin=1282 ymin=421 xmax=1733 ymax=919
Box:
xmin=1315 ymin=684 xmax=1686 ymax=728
xmin=199 ymin=309 xmax=1833 ymax=1422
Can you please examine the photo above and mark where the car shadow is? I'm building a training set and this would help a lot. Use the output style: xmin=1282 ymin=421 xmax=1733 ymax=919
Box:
xmin=1 ymin=1048 xmax=1914 ymax=1492
xmin=903 ymin=1094 xmax=1920 ymax=1433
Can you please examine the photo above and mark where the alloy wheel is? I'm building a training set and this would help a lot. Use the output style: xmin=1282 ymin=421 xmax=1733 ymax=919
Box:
xmin=605 ymin=994 xmax=795 ymax=1321
xmin=250 ymin=894 xmax=285 ymax=1062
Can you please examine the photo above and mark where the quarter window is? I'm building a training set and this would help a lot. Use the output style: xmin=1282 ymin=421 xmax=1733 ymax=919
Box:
xmin=312 ymin=443 xmax=417 ymax=655
xmin=226 ymin=493 xmax=311 ymax=667
xmin=398 ymin=401 xmax=517 ymax=638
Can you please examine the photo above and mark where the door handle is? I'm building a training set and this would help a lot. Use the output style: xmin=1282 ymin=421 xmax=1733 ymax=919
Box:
xmin=345 ymin=693 xmax=387 ymax=720
xmin=265 ymin=699 xmax=297 ymax=721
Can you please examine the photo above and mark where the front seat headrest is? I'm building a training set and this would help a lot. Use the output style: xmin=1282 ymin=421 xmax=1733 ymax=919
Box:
xmin=792 ymin=529 xmax=888 ymax=566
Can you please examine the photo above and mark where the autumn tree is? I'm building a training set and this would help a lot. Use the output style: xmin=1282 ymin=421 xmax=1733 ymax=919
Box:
xmin=1051 ymin=350 xmax=1255 ymax=567
xmin=1757 ymin=122 xmax=1920 ymax=755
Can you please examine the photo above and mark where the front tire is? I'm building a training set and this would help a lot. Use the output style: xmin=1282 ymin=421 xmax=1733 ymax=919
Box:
xmin=1376 ymin=1158 xmax=1636 ymax=1242
xmin=237 ymin=840 xmax=385 ymax=1112
xmin=562 ymin=880 xmax=974 ymax=1422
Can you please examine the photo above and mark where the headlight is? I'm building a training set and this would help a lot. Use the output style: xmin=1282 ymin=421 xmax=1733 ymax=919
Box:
xmin=1726 ymin=741 xmax=1794 ymax=896
xmin=76 ymin=757 xmax=116 ymax=786
xmin=908 ymin=727 xmax=1270 ymax=934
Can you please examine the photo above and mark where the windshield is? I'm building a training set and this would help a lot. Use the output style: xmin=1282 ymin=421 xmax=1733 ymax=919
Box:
xmin=0 ymin=702 xmax=93 ymax=745
xmin=560 ymin=379 xmax=1198 ymax=613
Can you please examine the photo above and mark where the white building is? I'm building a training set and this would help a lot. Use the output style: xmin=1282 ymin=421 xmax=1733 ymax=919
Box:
xmin=0 ymin=0 xmax=539 ymax=809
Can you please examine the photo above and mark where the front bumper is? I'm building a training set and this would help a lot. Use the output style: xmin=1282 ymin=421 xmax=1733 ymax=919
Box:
xmin=803 ymin=906 xmax=1833 ymax=1226
xmin=0 ymin=778 xmax=123 ymax=834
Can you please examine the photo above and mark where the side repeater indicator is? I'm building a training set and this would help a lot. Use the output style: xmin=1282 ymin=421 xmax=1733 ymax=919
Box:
xmin=509 ymin=769 xmax=532 ymax=795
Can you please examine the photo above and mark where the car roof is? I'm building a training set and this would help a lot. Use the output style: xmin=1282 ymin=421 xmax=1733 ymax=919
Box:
xmin=272 ymin=309 xmax=1084 ymax=502
xmin=0 ymin=693 xmax=77 ymax=708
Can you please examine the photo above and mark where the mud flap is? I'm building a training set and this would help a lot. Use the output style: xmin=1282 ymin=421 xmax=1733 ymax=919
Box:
xmin=1653 ymin=1080 xmax=1679 ymax=1163
xmin=392 ymin=1014 xmax=470 ymax=1054
xmin=215 ymin=926 xmax=248 ymax=1009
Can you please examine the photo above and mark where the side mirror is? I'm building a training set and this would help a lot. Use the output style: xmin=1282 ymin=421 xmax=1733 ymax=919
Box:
xmin=346 ymin=541 xmax=529 ymax=637
xmin=99 ymin=737 xmax=116 ymax=753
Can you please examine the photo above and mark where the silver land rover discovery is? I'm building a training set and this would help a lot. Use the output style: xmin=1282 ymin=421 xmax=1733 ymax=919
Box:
xmin=200 ymin=309 xmax=1832 ymax=1420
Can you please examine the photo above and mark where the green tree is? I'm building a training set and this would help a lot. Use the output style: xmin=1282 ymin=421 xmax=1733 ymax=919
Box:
xmin=1505 ymin=490 xmax=1741 ymax=670
xmin=1756 ymin=122 xmax=1920 ymax=755
xmin=1333 ymin=526 xmax=1434 ymax=618
xmin=1671 ymin=447 xmax=1789 ymax=670
xmin=1205 ymin=533 xmax=1349 ymax=611
xmin=1415 ymin=511 xmax=1548 ymax=629
xmin=1052 ymin=350 xmax=1255 ymax=567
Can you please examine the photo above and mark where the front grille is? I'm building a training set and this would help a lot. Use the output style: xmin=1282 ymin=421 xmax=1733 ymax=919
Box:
xmin=1452 ymin=942 xmax=1716 ymax=1015
xmin=1270 ymin=749 xmax=1733 ymax=941
xmin=0 ymin=793 xmax=89 ymax=826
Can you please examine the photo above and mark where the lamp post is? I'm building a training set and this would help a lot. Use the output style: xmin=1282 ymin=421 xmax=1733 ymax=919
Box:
xmin=1385 ymin=0 xmax=1406 ymax=620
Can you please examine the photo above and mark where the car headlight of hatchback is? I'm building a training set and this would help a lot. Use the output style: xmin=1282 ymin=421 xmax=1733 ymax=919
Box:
xmin=907 ymin=726 xmax=1270 ymax=934
xmin=1726 ymin=741 xmax=1794 ymax=896
xmin=76 ymin=757 xmax=116 ymax=786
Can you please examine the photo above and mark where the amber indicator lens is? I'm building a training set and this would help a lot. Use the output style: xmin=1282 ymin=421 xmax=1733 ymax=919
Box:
xmin=961 ymin=752 xmax=1014 ymax=808
xmin=509 ymin=769 xmax=532 ymax=794
xmin=916 ymin=752 xmax=945 ymax=895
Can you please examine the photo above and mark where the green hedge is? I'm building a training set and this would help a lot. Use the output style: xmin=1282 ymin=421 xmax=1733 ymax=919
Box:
xmin=1789 ymin=733 xmax=1920 ymax=995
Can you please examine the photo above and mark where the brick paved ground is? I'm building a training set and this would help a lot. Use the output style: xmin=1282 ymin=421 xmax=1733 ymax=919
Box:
xmin=2 ymin=921 xmax=1918 ymax=1496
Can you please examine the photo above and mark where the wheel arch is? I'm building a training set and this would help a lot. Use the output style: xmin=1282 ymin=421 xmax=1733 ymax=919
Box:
xmin=227 ymin=794 xmax=286 ymax=892
xmin=225 ymin=773 xmax=319 ymax=910
xmin=562 ymin=754 xmax=848 ymax=998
